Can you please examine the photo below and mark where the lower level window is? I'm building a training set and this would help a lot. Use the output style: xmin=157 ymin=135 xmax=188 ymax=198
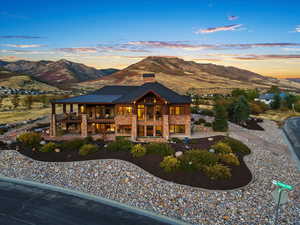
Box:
xmin=169 ymin=125 xmax=185 ymax=134
xmin=117 ymin=125 xmax=131 ymax=134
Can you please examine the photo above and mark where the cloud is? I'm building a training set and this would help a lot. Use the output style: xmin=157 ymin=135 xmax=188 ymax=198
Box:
xmin=127 ymin=41 xmax=214 ymax=50
xmin=97 ymin=45 xmax=150 ymax=52
xmin=0 ymin=49 xmax=55 ymax=54
xmin=1 ymin=44 xmax=46 ymax=48
xmin=195 ymin=24 xmax=242 ymax=34
xmin=0 ymin=35 xmax=42 ymax=39
xmin=233 ymin=54 xmax=300 ymax=60
xmin=227 ymin=15 xmax=239 ymax=21
xmin=193 ymin=58 xmax=222 ymax=62
xmin=282 ymin=47 xmax=300 ymax=51
xmin=56 ymin=48 xmax=98 ymax=53
xmin=296 ymin=25 xmax=300 ymax=32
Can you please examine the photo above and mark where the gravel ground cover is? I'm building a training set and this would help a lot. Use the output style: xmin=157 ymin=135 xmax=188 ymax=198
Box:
xmin=0 ymin=119 xmax=299 ymax=225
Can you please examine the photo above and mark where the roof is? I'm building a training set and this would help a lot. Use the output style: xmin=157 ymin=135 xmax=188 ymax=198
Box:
xmin=259 ymin=92 xmax=287 ymax=100
xmin=53 ymin=82 xmax=191 ymax=104
xmin=53 ymin=94 xmax=121 ymax=104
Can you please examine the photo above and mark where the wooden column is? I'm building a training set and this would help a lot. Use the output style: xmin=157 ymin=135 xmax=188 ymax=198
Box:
xmin=50 ymin=114 xmax=56 ymax=137
xmin=81 ymin=114 xmax=88 ymax=137
xmin=51 ymin=103 xmax=56 ymax=114
xmin=131 ymin=115 xmax=137 ymax=141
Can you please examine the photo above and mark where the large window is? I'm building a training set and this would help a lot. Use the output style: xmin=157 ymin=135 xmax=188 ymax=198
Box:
xmin=137 ymin=125 xmax=144 ymax=137
xmin=95 ymin=123 xmax=115 ymax=133
xmin=156 ymin=126 xmax=162 ymax=136
xmin=117 ymin=106 xmax=132 ymax=115
xmin=155 ymin=105 xmax=162 ymax=120
xmin=169 ymin=125 xmax=185 ymax=134
xmin=117 ymin=125 xmax=131 ymax=134
xmin=137 ymin=105 xmax=145 ymax=120
xmin=169 ymin=106 xmax=185 ymax=115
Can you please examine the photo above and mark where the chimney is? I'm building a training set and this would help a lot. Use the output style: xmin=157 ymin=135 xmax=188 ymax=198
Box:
xmin=142 ymin=73 xmax=156 ymax=83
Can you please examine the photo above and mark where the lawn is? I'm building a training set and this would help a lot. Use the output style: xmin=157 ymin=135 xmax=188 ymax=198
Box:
xmin=256 ymin=109 xmax=300 ymax=123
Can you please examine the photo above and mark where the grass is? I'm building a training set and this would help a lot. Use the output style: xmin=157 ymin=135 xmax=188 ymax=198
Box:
xmin=0 ymin=96 xmax=63 ymax=124
xmin=256 ymin=110 xmax=300 ymax=123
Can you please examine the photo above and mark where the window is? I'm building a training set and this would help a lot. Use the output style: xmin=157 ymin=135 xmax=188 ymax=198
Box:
xmin=95 ymin=123 xmax=115 ymax=133
xmin=117 ymin=125 xmax=131 ymax=134
xmin=156 ymin=126 xmax=162 ymax=136
xmin=117 ymin=106 xmax=132 ymax=115
xmin=169 ymin=106 xmax=185 ymax=115
xmin=155 ymin=105 xmax=162 ymax=120
xmin=137 ymin=105 xmax=145 ymax=120
xmin=137 ymin=125 xmax=144 ymax=137
xmin=169 ymin=125 xmax=185 ymax=134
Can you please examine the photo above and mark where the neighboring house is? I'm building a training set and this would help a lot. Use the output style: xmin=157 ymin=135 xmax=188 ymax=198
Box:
xmin=255 ymin=92 xmax=287 ymax=105
xmin=50 ymin=74 xmax=191 ymax=142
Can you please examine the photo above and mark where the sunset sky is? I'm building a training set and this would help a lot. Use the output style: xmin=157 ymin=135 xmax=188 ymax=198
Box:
xmin=1 ymin=0 xmax=300 ymax=78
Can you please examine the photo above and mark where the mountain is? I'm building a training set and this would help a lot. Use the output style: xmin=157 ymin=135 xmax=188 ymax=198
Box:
xmin=0 ymin=68 xmax=60 ymax=91
xmin=287 ymin=78 xmax=300 ymax=83
xmin=76 ymin=56 xmax=300 ymax=94
xmin=0 ymin=59 xmax=119 ymax=88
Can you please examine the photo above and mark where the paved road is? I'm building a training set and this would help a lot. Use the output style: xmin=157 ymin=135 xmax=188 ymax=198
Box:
xmin=0 ymin=179 xmax=182 ymax=225
xmin=283 ymin=117 xmax=300 ymax=162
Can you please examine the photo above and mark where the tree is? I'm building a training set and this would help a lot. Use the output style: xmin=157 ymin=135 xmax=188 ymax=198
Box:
xmin=245 ymin=89 xmax=259 ymax=101
xmin=268 ymin=85 xmax=280 ymax=94
xmin=0 ymin=96 xmax=4 ymax=109
xmin=23 ymin=95 xmax=34 ymax=110
xmin=228 ymin=96 xmax=250 ymax=124
xmin=11 ymin=95 xmax=20 ymax=109
xmin=231 ymin=89 xmax=247 ymax=98
xmin=270 ymin=94 xmax=281 ymax=110
xmin=212 ymin=104 xmax=228 ymax=132
xmin=282 ymin=94 xmax=297 ymax=109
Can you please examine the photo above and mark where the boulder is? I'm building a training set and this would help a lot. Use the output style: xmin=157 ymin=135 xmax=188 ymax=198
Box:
xmin=175 ymin=151 xmax=183 ymax=158
xmin=208 ymin=137 xmax=214 ymax=141
xmin=40 ymin=140 xmax=46 ymax=145
xmin=54 ymin=148 xmax=61 ymax=153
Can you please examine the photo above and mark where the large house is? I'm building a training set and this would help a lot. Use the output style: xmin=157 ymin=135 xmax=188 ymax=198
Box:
xmin=50 ymin=74 xmax=191 ymax=142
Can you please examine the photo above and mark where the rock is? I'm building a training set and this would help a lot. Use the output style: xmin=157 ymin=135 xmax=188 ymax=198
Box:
xmin=175 ymin=151 xmax=183 ymax=157
xmin=32 ymin=147 xmax=36 ymax=152
xmin=104 ymin=144 xmax=107 ymax=148
xmin=208 ymin=137 xmax=213 ymax=141
xmin=54 ymin=148 xmax=61 ymax=153
xmin=209 ymin=149 xmax=215 ymax=153
xmin=185 ymin=145 xmax=190 ymax=149
xmin=40 ymin=141 xmax=46 ymax=145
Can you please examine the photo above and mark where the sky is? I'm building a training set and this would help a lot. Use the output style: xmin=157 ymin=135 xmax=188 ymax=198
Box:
xmin=0 ymin=0 xmax=300 ymax=78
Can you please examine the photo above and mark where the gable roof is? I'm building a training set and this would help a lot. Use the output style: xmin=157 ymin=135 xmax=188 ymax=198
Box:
xmin=53 ymin=82 xmax=191 ymax=104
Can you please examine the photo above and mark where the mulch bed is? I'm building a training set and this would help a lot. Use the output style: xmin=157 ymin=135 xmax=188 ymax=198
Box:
xmin=15 ymin=135 xmax=252 ymax=190
xmin=232 ymin=117 xmax=264 ymax=131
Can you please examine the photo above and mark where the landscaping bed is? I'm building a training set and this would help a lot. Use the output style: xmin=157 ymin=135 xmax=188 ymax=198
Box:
xmin=232 ymin=117 xmax=264 ymax=131
xmin=15 ymin=134 xmax=252 ymax=190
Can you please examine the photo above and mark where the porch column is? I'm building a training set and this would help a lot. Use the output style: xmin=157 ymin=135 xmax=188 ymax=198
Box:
xmin=153 ymin=125 xmax=156 ymax=137
xmin=185 ymin=115 xmax=191 ymax=137
xmin=131 ymin=115 xmax=137 ymax=141
xmin=63 ymin=104 xmax=66 ymax=114
xmin=50 ymin=103 xmax=56 ymax=137
xmin=81 ymin=114 xmax=88 ymax=137
xmin=70 ymin=104 xmax=73 ymax=113
xmin=163 ymin=115 xmax=169 ymax=140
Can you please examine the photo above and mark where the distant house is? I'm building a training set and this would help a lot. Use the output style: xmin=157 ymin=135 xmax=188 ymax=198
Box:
xmin=255 ymin=92 xmax=287 ymax=105
xmin=50 ymin=74 xmax=191 ymax=142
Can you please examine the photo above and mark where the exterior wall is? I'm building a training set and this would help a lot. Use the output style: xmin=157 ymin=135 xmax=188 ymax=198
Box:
xmin=162 ymin=115 xmax=169 ymax=140
xmin=50 ymin=114 xmax=56 ymax=137
xmin=81 ymin=114 xmax=88 ymax=137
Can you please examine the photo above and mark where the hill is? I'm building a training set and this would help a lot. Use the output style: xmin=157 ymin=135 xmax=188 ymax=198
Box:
xmin=76 ymin=56 xmax=300 ymax=94
xmin=0 ymin=68 xmax=60 ymax=91
xmin=0 ymin=59 xmax=119 ymax=88
xmin=287 ymin=78 xmax=300 ymax=83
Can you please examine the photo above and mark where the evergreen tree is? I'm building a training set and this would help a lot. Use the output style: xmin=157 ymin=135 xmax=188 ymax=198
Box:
xmin=271 ymin=94 xmax=281 ymax=110
xmin=23 ymin=95 xmax=34 ymax=110
xmin=212 ymin=104 xmax=228 ymax=132
xmin=229 ymin=96 xmax=250 ymax=124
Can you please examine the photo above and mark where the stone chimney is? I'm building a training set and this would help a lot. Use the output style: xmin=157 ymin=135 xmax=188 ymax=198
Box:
xmin=142 ymin=73 xmax=156 ymax=83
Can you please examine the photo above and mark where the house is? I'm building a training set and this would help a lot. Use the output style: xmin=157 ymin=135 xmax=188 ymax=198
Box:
xmin=50 ymin=74 xmax=191 ymax=142
xmin=255 ymin=92 xmax=287 ymax=105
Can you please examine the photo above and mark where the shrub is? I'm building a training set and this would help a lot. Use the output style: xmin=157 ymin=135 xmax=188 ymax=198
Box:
xmin=250 ymin=102 xmax=269 ymax=115
xmin=40 ymin=142 xmax=57 ymax=152
xmin=211 ymin=142 xmax=232 ymax=154
xmin=79 ymin=144 xmax=99 ymax=156
xmin=131 ymin=144 xmax=146 ymax=157
xmin=180 ymin=149 xmax=218 ymax=171
xmin=222 ymin=138 xmax=251 ymax=154
xmin=204 ymin=122 xmax=212 ymax=127
xmin=145 ymin=143 xmax=174 ymax=156
xmin=203 ymin=164 xmax=231 ymax=180
xmin=170 ymin=137 xmax=182 ymax=143
xmin=200 ymin=109 xmax=214 ymax=116
xmin=160 ymin=156 xmax=180 ymax=172
xmin=83 ymin=136 xmax=94 ymax=144
xmin=295 ymin=103 xmax=300 ymax=113
xmin=17 ymin=132 xmax=42 ymax=148
xmin=194 ymin=118 xmax=206 ymax=125
xmin=60 ymin=138 xmax=85 ymax=151
xmin=218 ymin=153 xmax=240 ymax=166
xmin=107 ymin=138 xmax=132 ymax=152
xmin=212 ymin=104 xmax=228 ymax=132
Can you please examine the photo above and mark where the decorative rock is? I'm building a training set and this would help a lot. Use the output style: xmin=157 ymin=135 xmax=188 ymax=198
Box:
xmin=32 ymin=147 xmax=36 ymax=152
xmin=175 ymin=151 xmax=183 ymax=158
xmin=184 ymin=145 xmax=190 ymax=149
xmin=5 ymin=140 xmax=12 ymax=145
xmin=54 ymin=148 xmax=61 ymax=153
xmin=208 ymin=137 xmax=214 ymax=141
xmin=40 ymin=141 xmax=46 ymax=145
xmin=104 ymin=144 xmax=107 ymax=148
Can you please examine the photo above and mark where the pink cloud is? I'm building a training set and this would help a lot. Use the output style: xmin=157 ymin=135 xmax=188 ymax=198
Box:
xmin=227 ymin=15 xmax=239 ymax=21
xmin=195 ymin=24 xmax=242 ymax=34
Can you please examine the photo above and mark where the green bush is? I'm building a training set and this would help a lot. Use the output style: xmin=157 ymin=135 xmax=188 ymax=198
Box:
xmin=180 ymin=149 xmax=218 ymax=171
xmin=39 ymin=142 xmax=57 ymax=152
xmin=194 ymin=118 xmax=206 ymax=125
xmin=17 ymin=132 xmax=42 ymax=148
xmin=203 ymin=164 xmax=231 ymax=180
xmin=131 ymin=144 xmax=146 ymax=157
xmin=79 ymin=144 xmax=99 ymax=156
xmin=60 ymin=138 xmax=85 ymax=151
xmin=160 ymin=156 xmax=180 ymax=172
xmin=295 ymin=103 xmax=300 ymax=113
xmin=107 ymin=138 xmax=132 ymax=152
xmin=222 ymin=138 xmax=251 ymax=154
xmin=211 ymin=142 xmax=232 ymax=154
xmin=145 ymin=143 xmax=174 ymax=156
xmin=83 ymin=136 xmax=94 ymax=144
xmin=204 ymin=122 xmax=212 ymax=127
xmin=218 ymin=153 xmax=240 ymax=166
xmin=170 ymin=137 xmax=182 ymax=143
xmin=212 ymin=104 xmax=228 ymax=132
xmin=200 ymin=109 xmax=214 ymax=116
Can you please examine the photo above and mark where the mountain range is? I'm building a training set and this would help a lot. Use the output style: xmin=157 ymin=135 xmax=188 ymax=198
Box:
xmin=1 ymin=56 xmax=300 ymax=94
